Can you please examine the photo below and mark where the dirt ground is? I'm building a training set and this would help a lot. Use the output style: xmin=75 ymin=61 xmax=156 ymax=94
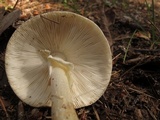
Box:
xmin=0 ymin=0 xmax=160 ymax=120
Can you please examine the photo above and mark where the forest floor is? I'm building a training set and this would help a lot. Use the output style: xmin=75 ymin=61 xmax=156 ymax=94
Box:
xmin=0 ymin=0 xmax=160 ymax=120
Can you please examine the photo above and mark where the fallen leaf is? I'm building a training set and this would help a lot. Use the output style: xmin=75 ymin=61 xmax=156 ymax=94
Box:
xmin=135 ymin=31 xmax=151 ymax=40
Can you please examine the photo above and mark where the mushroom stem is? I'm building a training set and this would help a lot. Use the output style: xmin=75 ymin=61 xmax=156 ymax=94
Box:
xmin=48 ymin=56 xmax=78 ymax=120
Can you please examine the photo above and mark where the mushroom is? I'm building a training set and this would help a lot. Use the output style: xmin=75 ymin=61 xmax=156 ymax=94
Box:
xmin=5 ymin=11 xmax=112 ymax=119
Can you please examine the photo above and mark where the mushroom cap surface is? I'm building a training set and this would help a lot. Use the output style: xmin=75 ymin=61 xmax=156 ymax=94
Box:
xmin=5 ymin=11 xmax=112 ymax=108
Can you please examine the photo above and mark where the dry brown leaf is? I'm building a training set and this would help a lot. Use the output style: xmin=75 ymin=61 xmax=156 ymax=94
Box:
xmin=135 ymin=31 xmax=151 ymax=40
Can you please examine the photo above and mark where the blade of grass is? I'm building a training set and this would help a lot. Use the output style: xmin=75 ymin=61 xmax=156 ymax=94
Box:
xmin=150 ymin=0 xmax=156 ymax=42
xmin=145 ymin=0 xmax=156 ymax=43
xmin=123 ymin=30 xmax=137 ymax=64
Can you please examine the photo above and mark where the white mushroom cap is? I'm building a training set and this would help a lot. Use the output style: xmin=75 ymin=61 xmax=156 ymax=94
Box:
xmin=5 ymin=11 xmax=112 ymax=109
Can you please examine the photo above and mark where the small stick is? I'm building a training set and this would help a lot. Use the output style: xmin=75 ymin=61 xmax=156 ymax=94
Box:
xmin=120 ymin=61 xmax=141 ymax=78
xmin=127 ymin=87 xmax=155 ymax=99
xmin=13 ymin=0 xmax=19 ymax=9
xmin=112 ymin=53 xmax=121 ymax=65
xmin=0 ymin=97 xmax=9 ymax=118
xmin=144 ymin=105 xmax=157 ymax=120
xmin=113 ymin=53 xmax=121 ymax=61
xmin=92 ymin=105 xmax=100 ymax=120
xmin=40 ymin=15 xmax=59 ymax=24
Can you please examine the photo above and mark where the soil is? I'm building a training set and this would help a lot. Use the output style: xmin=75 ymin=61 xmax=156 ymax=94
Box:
xmin=0 ymin=0 xmax=160 ymax=120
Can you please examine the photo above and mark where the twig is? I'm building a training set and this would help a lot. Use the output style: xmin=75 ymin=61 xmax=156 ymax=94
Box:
xmin=45 ymin=116 xmax=52 ymax=119
xmin=40 ymin=15 xmax=59 ymax=24
xmin=101 ymin=5 xmax=113 ymax=47
xmin=144 ymin=105 xmax=157 ymax=120
xmin=120 ymin=61 xmax=141 ymax=78
xmin=0 ymin=97 xmax=10 ymax=119
xmin=114 ymin=34 xmax=131 ymax=41
xmin=134 ymin=49 xmax=160 ymax=52
xmin=144 ymin=74 xmax=160 ymax=99
xmin=127 ymin=87 xmax=155 ymax=99
xmin=112 ymin=53 xmax=121 ymax=65
xmin=13 ymin=0 xmax=19 ymax=9
xmin=95 ymin=0 xmax=114 ymax=51
xmin=113 ymin=53 xmax=121 ymax=61
xmin=92 ymin=105 xmax=100 ymax=120
xmin=125 ymin=55 xmax=150 ymax=64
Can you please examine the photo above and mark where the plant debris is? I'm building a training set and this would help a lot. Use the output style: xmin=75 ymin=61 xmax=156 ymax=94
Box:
xmin=0 ymin=0 xmax=160 ymax=120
